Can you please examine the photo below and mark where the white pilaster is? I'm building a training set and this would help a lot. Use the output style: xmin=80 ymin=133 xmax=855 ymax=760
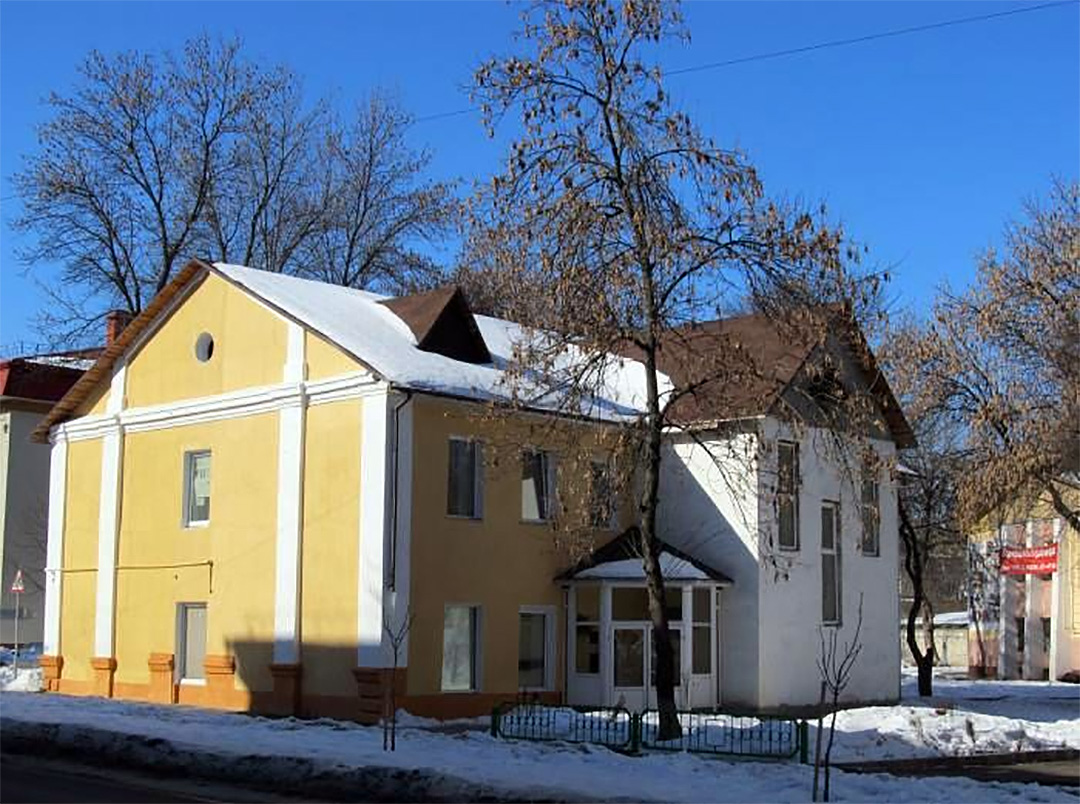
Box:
xmin=357 ymin=388 xmax=391 ymax=667
xmin=385 ymin=394 xmax=413 ymax=664
xmin=599 ymin=584 xmax=612 ymax=705
xmin=273 ymin=321 xmax=306 ymax=664
xmin=43 ymin=434 xmax=68 ymax=656
xmin=93 ymin=362 xmax=126 ymax=658
xmin=681 ymin=585 xmax=693 ymax=701
xmin=1050 ymin=518 xmax=1065 ymax=681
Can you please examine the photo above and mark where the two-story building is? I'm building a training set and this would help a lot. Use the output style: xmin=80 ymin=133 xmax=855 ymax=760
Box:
xmin=34 ymin=259 xmax=911 ymax=718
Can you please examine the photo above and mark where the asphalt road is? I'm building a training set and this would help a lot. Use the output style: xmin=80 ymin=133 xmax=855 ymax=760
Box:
xmin=0 ymin=753 xmax=292 ymax=803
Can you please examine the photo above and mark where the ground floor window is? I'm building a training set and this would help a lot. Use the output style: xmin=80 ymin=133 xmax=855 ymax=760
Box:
xmin=518 ymin=608 xmax=553 ymax=689
xmin=821 ymin=502 xmax=842 ymax=625
xmin=442 ymin=605 xmax=480 ymax=692
xmin=176 ymin=603 xmax=207 ymax=682
xmin=692 ymin=587 xmax=711 ymax=675
xmin=575 ymin=586 xmax=600 ymax=674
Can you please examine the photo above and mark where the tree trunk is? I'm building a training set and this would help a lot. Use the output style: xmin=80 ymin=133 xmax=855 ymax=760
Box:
xmin=639 ymin=336 xmax=681 ymax=741
xmin=900 ymin=504 xmax=934 ymax=696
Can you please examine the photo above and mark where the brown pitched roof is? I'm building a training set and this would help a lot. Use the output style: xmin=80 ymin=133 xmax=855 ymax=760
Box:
xmin=0 ymin=356 xmax=94 ymax=404
xmin=645 ymin=310 xmax=914 ymax=448
xmin=379 ymin=285 xmax=492 ymax=365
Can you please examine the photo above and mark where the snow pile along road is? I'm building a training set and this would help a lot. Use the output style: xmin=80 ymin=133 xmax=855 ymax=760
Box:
xmin=2 ymin=688 xmax=1078 ymax=803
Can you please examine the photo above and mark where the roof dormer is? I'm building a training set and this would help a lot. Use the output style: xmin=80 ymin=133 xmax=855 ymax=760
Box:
xmin=380 ymin=285 xmax=492 ymax=365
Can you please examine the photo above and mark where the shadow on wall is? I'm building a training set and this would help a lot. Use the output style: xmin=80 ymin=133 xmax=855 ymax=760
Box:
xmin=223 ymin=639 xmax=398 ymax=723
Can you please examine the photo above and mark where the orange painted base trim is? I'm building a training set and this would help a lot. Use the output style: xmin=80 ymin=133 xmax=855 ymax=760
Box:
xmin=148 ymin=653 xmax=176 ymax=704
xmin=56 ymin=678 xmax=94 ymax=696
xmin=91 ymin=657 xmax=117 ymax=698
xmin=400 ymin=690 xmax=560 ymax=719
xmin=40 ymin=655 xmax=63 ymax=692
xmin=268 ymin=663 xmax=302 ymax=716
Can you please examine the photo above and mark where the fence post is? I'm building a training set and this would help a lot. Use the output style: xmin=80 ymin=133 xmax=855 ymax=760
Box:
xmin=491 ymin=704 xmax=501 ymax=738
xmin=630 ymin=712 xmax=641 ymax=754
xmin=798 ymin=720 xmax=809 ymax=764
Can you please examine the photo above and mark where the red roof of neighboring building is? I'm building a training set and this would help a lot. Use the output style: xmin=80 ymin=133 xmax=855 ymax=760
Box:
xmin=0 ymin=350 xmax=101 ymax=404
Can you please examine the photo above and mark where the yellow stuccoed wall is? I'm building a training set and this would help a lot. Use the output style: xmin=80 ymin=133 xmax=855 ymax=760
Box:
xmin=60 ymin=438 xmax=103 ymax=682
xmin=305 ymin=331 xmax=363 ymax=380
xmin=124 ymin=273 xmax=287 ymax=408
xmin=114 ymin=414 xmax=279 ymax=692
xmin=300 ymin=399 xmax=362 ymax=697
xmin=406 ymin=395 xmax=625 ymax=700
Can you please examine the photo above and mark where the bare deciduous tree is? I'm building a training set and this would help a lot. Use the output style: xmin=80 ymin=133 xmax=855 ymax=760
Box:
xmin=468 ymin=0 xmax=865 ymax=739
xmin=888 ymin=180 xmax=1079 ymax=535
xmin=13 ymin=36 xmax=458 ymax=346
xmin=813 ymin=595 xmax=863 ymax=803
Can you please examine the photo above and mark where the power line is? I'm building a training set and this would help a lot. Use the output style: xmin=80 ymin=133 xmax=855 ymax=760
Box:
xmin=667 ymin=0 xmax=1076 ymax=76
xmin=410 ymin=0 xmax=1075 ymax=125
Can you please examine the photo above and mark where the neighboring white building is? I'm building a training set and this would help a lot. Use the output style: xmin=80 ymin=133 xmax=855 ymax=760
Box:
xmin=563 ymin=317 xmax=913 ymax=713
xmin=1 ymin=351 xmax=98 ymax=646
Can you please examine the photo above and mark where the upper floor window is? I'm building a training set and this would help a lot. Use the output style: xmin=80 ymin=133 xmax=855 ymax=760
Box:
xmin=589 ymin=459 xmax=615 ymax=529
xmin=821 ymin=501 xmax=842 ymax=625
xmin=183 ymin=450 xmax=211 ymax=527
xmin=777 ymin=441 xmax=799 ymax=550
xmin=521 ymin=449 xmax=557 ymax=522
xmin=861 ymin=472 xmax=880 ymax=556
xmin=447 ymin=438 xmax=483 ymax=518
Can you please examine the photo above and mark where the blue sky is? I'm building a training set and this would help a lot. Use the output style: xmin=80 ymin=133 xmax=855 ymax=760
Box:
xmin=2 ymin=1 xmax=1077 ymax=351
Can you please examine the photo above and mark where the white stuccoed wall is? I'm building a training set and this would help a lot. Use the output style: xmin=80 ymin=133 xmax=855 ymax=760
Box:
xmin=658 ymin=418 xmax=901 ymax=710
xmin=658 ymin=427 xmax=762 ymax=708
xmin=756 ymin=419 xmax=901 ymax=708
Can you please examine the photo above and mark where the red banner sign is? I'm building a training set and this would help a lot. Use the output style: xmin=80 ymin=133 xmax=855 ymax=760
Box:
xmin=1001 ymin=544 xmax=1058 ymax=575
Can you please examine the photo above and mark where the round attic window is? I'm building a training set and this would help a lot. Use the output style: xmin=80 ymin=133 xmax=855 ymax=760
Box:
xmin=194 ymin=332 xmax=215 ymax=362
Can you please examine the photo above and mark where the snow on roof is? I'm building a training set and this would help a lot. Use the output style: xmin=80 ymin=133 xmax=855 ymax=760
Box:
xmin=573 ymin=553 xmax=713 ymax=582
xmin=214 ymin=263 xmax=659 ymax=420
xmin=902 ymin=610 xmax=969 ymax=627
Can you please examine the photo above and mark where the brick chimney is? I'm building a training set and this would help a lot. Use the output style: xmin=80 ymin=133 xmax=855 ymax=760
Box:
xmin=105 ymin=310 xmax=133 ymax=346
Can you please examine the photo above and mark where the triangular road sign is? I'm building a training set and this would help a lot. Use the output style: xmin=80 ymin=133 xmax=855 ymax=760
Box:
xmin=10 ymin=569 xmax=25 ymax=594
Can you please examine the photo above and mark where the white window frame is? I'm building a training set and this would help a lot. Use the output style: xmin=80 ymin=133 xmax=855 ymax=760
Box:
xmin=441 ymin=604 xmax=482 ymax=693
xmin=175 ymin=602 xmax=207 ymax=685
xmin=521 ymin=448 xmax=558 ymax=523
xmin=518 ymin=605 xmax=557 ymax=691
xmin=777 ymin=441 xmax=800 ymax=551
xmin=182 ymin=450 xmax=211 ymax=528
xmin=821 ymin=501 xmax=842 ymax=626
xmin=446 ymin=437 xmax=484 ymax=520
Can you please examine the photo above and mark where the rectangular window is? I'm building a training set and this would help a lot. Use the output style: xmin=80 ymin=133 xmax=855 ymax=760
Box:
xmin=590 ymin=459 xmax=615 ymax=529
xmin=692 ymin=587 xmax=711 ymax=675
xmin=442 ymin=605 xmax=480 ymax=692
xmin=1041 ymin=617 xmax=1052 ymax=653
xmin=518 ymin=610 xmax=551 ymax=689
xmin=447 ymin=438 xmax=483 ymax=518
xmin=183 ymin=451 xmax=211 ymax=527
xmin=777 ymin=441 xmax=799 ymax=550
xmin=821 ymin=502 xmax=842 ymax=625
xmin=575 ymin=587 xmax=600 ymax=675
xmin=861 ymin=473 xmax=880 ymax=556
xmin=521 ymin=449 xmax=557 ymax=522
xmin=1016 ymin=616 xmax=1025 ymax=655
xmin=177 ymin=603 xmax=207 ymax=682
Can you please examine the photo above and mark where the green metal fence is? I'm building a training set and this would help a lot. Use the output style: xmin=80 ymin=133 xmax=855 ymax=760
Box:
xmin=491 ymin=701 xmax=636 ymax=751
xmin=639 ymin=710 xmax=804 ymax=759
xmin=491 ymin=702 xmax=808 ymax=761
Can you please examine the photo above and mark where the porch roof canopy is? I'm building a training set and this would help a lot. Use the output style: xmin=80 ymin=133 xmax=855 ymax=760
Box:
xmin=557 ymin=527 xmax=733 ymax=585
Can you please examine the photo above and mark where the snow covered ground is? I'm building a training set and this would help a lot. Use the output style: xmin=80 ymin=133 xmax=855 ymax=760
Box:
xmin=2 ymin=674 xmax=1078 ymax=803
xmin=825 ymin=668 xmax=1080 ymax=761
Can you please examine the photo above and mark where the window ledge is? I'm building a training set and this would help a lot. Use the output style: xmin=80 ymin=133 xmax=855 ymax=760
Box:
xmin=445 ymin=514 xmax=483 ymax=522
xmin=179 ymin=678 xmax=206 ymax=686
xmin=183 ymin=520 xmax=210 ymax=529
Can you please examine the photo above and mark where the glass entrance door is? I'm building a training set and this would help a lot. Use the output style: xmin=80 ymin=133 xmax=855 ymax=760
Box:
xmin=613 ymin=625 xmax=647 ymax=710
xmin=612 ymin=624 xmax=684 ymax=711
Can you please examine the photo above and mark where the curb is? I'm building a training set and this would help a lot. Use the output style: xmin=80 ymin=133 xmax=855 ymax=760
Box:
xmin=0 ymin=717 xmax=586 ymax=803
